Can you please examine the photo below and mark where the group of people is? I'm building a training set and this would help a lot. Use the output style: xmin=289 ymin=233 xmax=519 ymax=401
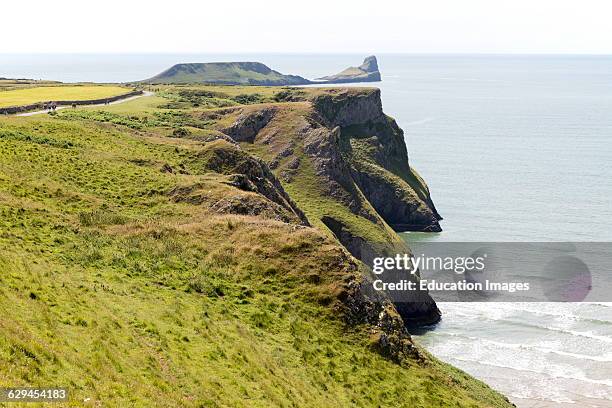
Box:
xmin=43 ymin=99 xmax=111 ymax=112
xmin=43 ymin=101 xmax=58 ymax=111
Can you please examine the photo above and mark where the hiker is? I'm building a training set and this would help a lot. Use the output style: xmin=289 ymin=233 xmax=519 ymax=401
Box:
xmin=72 ymin=103 xmax=77 ymax=109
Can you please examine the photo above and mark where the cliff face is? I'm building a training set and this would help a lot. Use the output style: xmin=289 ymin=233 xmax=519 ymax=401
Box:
xmin=0 ymin=83 xmax=516 ymax=407
xmin=213 ymin=87 xmax=442 ymax=326
xmin=311 ymin=88 xmax=442 ymax=232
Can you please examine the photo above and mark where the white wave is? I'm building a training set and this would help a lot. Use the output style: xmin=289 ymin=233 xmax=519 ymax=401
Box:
xmin=448 ymin=356 xmax=612 ymax=388
xmin=438 ymin=303 xmax=612 ymax=342
xmin=432 ymin=332 xmax=612 ymax=362
xmin=539 ymin=347 xmax=612 ymax=363
xmin=539 ymin=326 xmax=612 ymax=344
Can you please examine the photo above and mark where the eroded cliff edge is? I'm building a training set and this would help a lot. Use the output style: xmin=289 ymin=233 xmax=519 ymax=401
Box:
xmin=0 ymin=83 xmax=514 ymax=406
xmin=207 ymin=87 xmax=443 ymax=327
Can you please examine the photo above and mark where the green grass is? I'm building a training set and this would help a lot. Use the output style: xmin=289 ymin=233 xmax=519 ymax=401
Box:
xmin=0 ymin=85 xmax=130 ymax=107
xmin=0 ymin=86 xmax=511 ymax=407
xmin=144 ymin=63 xmax=308 ymax=85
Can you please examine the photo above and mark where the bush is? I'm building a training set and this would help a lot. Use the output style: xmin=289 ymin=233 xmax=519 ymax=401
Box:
xmin=232 ymin=93 xmax=264 ymax=105
xmin=172 ymin=127 xmax=191 ymax=138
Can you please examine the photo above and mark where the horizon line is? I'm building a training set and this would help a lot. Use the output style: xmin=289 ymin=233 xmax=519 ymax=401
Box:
xmin=2 ymin=52 xmax=612 ymax=57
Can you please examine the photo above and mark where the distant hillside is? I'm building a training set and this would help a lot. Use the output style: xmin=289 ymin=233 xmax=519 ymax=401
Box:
xmin=0 ymin=78 xmax=61 ymax=91
xmin=143 ymin=56 xmax=383 ymax=86
xmin=316 ymin=56 xmax=381 ymax=83
xmin=143 ymin=62 xmax=311 ymax=86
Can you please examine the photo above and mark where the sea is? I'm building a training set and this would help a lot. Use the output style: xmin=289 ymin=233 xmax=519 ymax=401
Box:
xmin=2 ymin=53 xmax=611 ymax=407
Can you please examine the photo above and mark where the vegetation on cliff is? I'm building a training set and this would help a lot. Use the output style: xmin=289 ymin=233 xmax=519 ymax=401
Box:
xmin=142 ymin=56 xmax=382 ymax=86
xmin=0 ymin=84 xmax=512 ymax=407
xmin=142 ymin=62 xmax=311 ymax=86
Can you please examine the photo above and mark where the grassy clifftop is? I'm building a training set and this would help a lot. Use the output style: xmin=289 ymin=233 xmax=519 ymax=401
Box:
xmin=0 ymin=85 xmax=512 ymax=407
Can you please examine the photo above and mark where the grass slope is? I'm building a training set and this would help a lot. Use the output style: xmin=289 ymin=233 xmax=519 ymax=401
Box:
xmin=0 ymin=87 xmax=512 ymax=407
xmin=0 ymin=85 xmax=130 ymax=107
xmin=143 ymin=63 xmax=310 ymax=86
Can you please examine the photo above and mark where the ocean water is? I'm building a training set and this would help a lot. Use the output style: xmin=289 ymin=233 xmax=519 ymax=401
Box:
xmin=363 ymin=55 xmax=612 ymax=407
xmin=2 ymin=54 xmax=611 ymax=406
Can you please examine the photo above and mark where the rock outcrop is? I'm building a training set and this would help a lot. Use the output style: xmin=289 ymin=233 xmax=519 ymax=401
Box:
xmin=182 ymin=139 xmax=310 ymax=225
xmin=311 ymin=88 xmax=441 ymax=232
xmin=316 ymin=56 xmax=382 ymax=84
xmin=215 ymin=87 xmax=442 ymax=326
xmin=222 ymin=107 xmax=276 ymax=143
xmin=312 ymin=87 xmax=385 ymax=126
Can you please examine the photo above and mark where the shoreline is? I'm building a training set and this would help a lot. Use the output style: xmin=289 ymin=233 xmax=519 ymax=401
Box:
xmin=512 ymin=395 xmax=609 ymax=408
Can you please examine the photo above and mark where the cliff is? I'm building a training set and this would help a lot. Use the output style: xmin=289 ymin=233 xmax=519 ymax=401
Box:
xmin=0 ymin=83 xmax=513 ymax=407
xmin=312 ymin=89 xmax=441 ymax=231
xmin=213 ymin=87 xmax=442 ymax=326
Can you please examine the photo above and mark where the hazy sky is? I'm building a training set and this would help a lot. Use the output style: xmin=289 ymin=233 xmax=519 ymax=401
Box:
xmin=2 ymin=0 xmax=611 ymax=54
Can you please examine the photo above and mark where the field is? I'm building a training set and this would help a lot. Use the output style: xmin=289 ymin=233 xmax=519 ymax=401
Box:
xmin=0 ymin=85 xmax=130 ymax=107
xmin=0 ymin=79 xmax=61 ymax=92
xmin=0 ymin=86 xmax=511 ymax=407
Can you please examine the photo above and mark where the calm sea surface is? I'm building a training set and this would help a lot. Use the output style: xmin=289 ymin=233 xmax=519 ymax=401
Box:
xmin=2 ymin=54 xmax=611 ymax=406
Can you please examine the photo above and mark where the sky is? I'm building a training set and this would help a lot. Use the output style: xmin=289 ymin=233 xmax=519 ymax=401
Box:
xmin=2 ymin=0 xmax=611 ymax=54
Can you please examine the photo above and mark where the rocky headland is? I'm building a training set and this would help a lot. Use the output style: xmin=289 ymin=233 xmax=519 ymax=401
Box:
xmin=0 ymin=82 xmax=513 ymax=407
xmin=142 ymin=56 xmax=383 ymax=85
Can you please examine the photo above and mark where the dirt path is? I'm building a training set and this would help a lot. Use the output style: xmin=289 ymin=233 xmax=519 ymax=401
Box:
xmin=15 ymin=91 xmax=155 ymax=117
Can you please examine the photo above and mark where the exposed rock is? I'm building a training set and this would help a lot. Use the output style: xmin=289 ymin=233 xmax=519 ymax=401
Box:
xmin=320 ymin=239 xmax=425 ymax=363
xmin=312 ymin=88 xmax=385 ymax=127
xmin=286 ymin=156 xmax=300 ymax=170
xmin=222 ymin=107 xmax=276 ymax=143
xmin=210 ymin=194 xmax=301 ymax=224
xmin=198 ymin=141 xmax=309 ymax=226
xmin=351 ymin=166 xmax=442 ymax=232
xmin=321 ymin=215 xmax=441 ymax=326
xmin=207 ymin=88 xmax=443 ymax=328
xmin=316 ymin=56 xmax=382 ymax=84
xmin=302 ymin=124 xmax=377 ymax=221
xmin=341 ymin=273 xmax=425 ymax=363
xmin=342 ymin=118 xmax=442 ymax=231
xmin=359 ymin=55 xmax=379 ymax=73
